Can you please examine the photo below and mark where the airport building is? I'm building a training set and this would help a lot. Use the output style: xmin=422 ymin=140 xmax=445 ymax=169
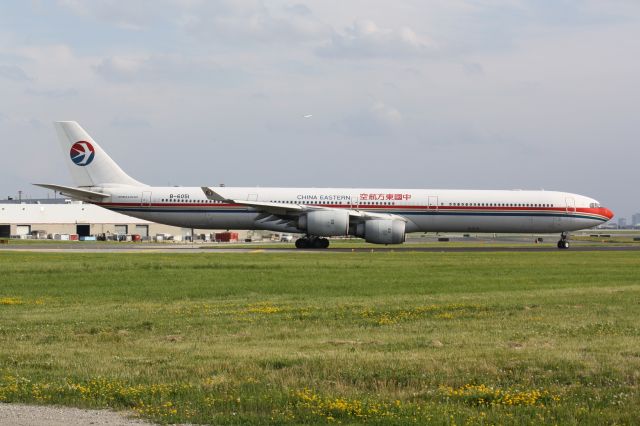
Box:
xmin=0 ymin=199 xmax=250 ymax=241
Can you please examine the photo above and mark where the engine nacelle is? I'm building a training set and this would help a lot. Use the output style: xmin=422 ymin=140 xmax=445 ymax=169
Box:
xmin=301 ymin=210 xmax=350 ymax=237
xmin=360 ymin=219 xmax=406 ymax=244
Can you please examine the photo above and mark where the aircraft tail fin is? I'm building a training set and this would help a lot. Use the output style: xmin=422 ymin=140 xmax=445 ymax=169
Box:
xmin=54 ymin=121 xmax=145 ymax=187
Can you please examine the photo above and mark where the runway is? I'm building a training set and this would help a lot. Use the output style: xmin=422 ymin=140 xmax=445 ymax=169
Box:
xmin=1 ymin=243 xmax=639 ymax=253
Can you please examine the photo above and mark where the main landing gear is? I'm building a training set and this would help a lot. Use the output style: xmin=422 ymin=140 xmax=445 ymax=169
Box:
xmin=557 ymin=232 xmax=570 ymax=249
xmin=295 ymin=236 xmax=330 ymax=249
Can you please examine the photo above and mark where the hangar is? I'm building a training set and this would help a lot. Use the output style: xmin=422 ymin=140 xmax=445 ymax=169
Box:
xmin=0 ymin=199 xmax=247 ymax=241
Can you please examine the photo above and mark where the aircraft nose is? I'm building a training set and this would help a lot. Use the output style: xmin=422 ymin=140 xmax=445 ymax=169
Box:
xmin=601 ymin=207 xmax=614 ymax=220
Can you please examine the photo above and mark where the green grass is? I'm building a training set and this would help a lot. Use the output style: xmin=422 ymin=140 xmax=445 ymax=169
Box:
xmin=4 ymin=235 xmax=639 ymax=249
xmin=0 ymin=251 xmax=639 ymax=424
xmin=571 ymin=235 xmax=640 ymax=244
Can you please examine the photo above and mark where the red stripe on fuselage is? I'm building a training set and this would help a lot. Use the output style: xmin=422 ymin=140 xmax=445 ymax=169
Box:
xmin=94 ymin=202 xmax=612 ymax=220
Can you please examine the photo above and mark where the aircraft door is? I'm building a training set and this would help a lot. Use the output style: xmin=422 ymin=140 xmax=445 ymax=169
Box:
xmin=141 ymin=191 xmax=152 ymax=206
xmin=565 ymin=197 xmax=576 ymax=214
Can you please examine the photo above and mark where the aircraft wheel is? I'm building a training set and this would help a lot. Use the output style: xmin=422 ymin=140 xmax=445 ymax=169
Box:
xmin=295 ymin=238 xmax=309 ymax=249
xmin=312 ymin=238 xmax=325 ymax=249
xmin=320 ymin=238 xmax=330 ymax=249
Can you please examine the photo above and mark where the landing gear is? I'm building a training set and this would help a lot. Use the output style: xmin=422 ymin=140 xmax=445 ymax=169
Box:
xmin=557 ymin=232 xmax=570 ymax=249
xmin=295 ymin=237 xmax=330 ymax=249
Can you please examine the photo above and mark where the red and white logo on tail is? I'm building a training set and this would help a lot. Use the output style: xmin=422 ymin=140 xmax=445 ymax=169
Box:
xmin=70 ymin=141 xmax=95 ymax=166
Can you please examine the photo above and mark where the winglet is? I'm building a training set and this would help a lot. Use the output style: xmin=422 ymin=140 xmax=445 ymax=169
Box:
xmin=201 ymin=187 xmax=230 ymax=202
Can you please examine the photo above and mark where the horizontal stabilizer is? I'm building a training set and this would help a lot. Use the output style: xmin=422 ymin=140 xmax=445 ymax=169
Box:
xmin=33 ymin=183 xmax=110 ymax=202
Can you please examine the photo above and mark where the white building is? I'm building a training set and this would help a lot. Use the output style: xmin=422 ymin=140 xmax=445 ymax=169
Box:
xmin=0 ymin=201 xmax=246 ymax=241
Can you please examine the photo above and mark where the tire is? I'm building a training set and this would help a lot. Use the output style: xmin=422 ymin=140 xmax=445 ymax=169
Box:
xmin=563 ymin=241 xmax=570 ymax=249
xmin=321 ymin=238 xmax=330 ymax=249
xmin=295 ymin=238 xmax=308 ymax=249
xmin=312 ymin=238 xmax=324 ymax=249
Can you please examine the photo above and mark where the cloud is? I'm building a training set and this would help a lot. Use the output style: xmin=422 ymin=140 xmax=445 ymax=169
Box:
xmin=335 ymin=101 xmax=404 ymax=138
xmin=317 ymin=20 xmax=436 ymax=58
xmin=93 ymin=56 xmax=144 ymax=82
xmin=0 ymin=115 xmax=44 ymax=128
xmin=285 ymin=4 xmax=312 ymax=16
xmin=57 ymin=0 xmax=163 ymax=30
xmin=0 ymin=64 xmax=32 ymax=81
xmin=177 ymin=0 xmax=330 ymax=45
xmin=93 ymin=54 xmax=241 ymax=85
xmin=462 ymin=62 xmax=484 ymax=75
xmin=25 ymin=88 xmax=78 ymax=98
xmin=6 ymin=44 xmax=96 ymax=88
xmin=110 ymin=116 xmax=150 ymax=128
xmin=55 ymin=0 xmax=88 ymax=16
xmin=370 ymin=101 xmax=403 ymax=126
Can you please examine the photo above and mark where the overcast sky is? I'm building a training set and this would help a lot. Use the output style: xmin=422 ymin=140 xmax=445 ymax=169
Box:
xmin=1 ymin=1 xmax=638 ymax=219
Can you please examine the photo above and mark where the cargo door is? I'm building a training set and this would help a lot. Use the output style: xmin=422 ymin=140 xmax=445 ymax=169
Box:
xmin=16 ymin=225 xmax=31 ymax=237
xmin=135 ymin=225 xmax=149 ymax=239
xmin=76 ymin=224 xmax=90 ymax=237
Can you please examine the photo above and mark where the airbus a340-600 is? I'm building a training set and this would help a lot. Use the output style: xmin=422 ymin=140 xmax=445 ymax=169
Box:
xmin=35 ymin=121 xmax=614 ymax=249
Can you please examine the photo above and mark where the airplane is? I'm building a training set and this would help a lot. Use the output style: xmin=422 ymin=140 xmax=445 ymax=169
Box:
xmin=35 ymin=121 xmax=614 ymax=249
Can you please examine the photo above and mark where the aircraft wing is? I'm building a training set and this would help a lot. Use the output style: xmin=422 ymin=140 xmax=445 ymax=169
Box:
xmin=202 ymin=186 xmax=306 ymax=214
xmin=201 ymin=187 xmax=406 ymax=222
xmin=33 ymin=183 xmax=110 ymax=202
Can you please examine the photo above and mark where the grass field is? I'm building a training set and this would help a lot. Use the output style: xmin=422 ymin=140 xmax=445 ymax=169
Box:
xmin=0 ymin=251 xmax=639 ymax=424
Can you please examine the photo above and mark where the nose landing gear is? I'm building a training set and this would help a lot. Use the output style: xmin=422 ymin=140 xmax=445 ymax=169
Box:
xmin=557 ymin=232 xmax=570 ymax=249
xmin=295 ymin=236 xmax=330 ymax=249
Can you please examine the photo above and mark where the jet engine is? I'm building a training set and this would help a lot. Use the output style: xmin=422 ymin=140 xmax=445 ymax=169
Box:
xmin=358 ymin=219 xmax=406 ymax=244
xmin=299 ymin=210 xmax=349 ymax=237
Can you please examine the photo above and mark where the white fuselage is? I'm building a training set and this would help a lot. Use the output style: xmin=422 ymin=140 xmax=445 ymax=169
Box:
xmin=91 ymin=186 xmax=612 ymax=234
xmin=41 ymin=121 xmax=614 ymax=245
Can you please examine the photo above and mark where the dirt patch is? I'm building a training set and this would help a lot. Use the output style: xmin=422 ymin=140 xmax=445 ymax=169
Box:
xmin=0 ymin=403 xmax=153 ymax=426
